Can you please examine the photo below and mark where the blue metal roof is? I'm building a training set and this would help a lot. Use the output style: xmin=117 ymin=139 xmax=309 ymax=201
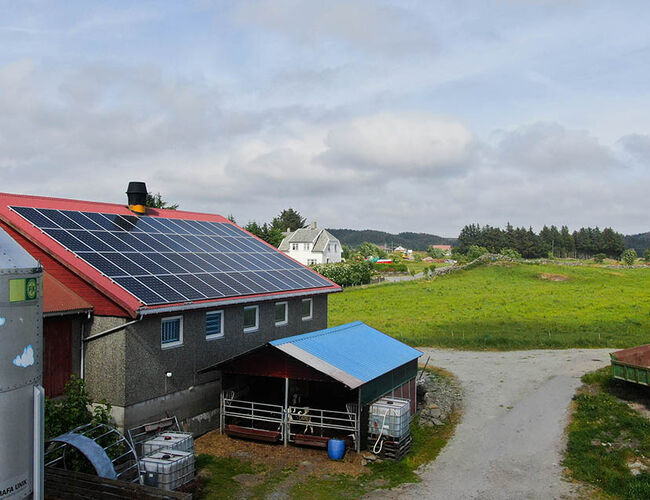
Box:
xmin=270 ymin=321 xmax=422 ymax=388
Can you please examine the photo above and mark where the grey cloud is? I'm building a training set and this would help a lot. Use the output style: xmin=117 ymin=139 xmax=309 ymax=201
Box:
xmin=232 ymin=0 xmax=435 ymax=55
xmin=495 ymin=122 xmax=620 ymax=174
xmin=619 ymin=133 xmax=650 ymax=165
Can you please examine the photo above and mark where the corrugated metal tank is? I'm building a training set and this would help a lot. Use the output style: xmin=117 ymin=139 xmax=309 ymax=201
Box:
xmin=0 ymin=227 xmax=43 ymax=499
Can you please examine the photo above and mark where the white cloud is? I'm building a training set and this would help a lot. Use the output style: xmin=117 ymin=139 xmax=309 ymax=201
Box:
xmin=321 ymin=113 xmax=477 ymax=177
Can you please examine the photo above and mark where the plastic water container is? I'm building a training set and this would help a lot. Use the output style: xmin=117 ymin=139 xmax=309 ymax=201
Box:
xmin=142 ymin=431 xmax=194 ymax=455
xmin=140 ymin=449 xmax=194 ymax=491
xmin=328 ymin=438 xmax=346 ymax=460
xmin=368 ymin=397 xmax=410 ymax=439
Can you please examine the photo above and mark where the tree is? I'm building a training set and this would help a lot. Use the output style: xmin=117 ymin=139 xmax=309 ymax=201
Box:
xmin=427 ymin=246 xmax=447 ymax=259
xmin=145 ymin=192 xmax=179 ymax=210
xmin=621 ymin=249 xmax=637 ymax=266
xmin=271 ymin=208 xmax=306 ymax=232
xmin=245 ymin=221 xmax=284 ymax=247
xmin=358 ymin=242 xmax=386 ymax=259
xmin=645 ymin=248 xmax=650 ymax=262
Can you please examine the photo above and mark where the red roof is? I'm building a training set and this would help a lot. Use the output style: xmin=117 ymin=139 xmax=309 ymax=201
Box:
xmin=0 ymin=192 xmax=340 ymax=318
xmin=43 ymin=272 xmax=93 ymax=316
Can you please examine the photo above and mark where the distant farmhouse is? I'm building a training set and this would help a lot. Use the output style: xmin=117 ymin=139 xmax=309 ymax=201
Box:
xmin=279 ymin=222 xmax=342 ymax=266
xmin=0 ymin=184 xmax=340 ymax=433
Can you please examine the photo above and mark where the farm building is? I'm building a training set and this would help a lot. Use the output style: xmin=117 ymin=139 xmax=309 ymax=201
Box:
xmin=201 ymin=321 xmax=421 ymax=451
xmin=0 ymin=184 xmax=341 ymax=433
xmin=279 ymin=222 xmax=342 ymax=265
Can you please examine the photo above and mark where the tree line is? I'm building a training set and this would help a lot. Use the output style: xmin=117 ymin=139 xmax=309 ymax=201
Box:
xmin=457 ymin=223 xmax=626 ymax=259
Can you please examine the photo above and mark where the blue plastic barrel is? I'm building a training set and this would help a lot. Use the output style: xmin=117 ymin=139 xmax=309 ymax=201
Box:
xmin=328 ymin=438 xmax=346 ymax=460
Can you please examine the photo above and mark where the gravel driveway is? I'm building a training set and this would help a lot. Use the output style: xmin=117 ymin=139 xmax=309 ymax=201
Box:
xmin=369 ymin=348 xmax=612 ymax=500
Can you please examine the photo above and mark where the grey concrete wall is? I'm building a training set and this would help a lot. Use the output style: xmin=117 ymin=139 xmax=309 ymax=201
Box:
xmin=83 ymin=316 xmax=128 ymax=405
xmin=123 ymin=294 xmax=327 ymax=406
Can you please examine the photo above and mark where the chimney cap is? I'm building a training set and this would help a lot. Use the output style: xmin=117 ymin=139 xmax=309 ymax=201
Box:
xmin=311 ymin=221 xmax=317 ymax=230
xmin=126 ymin=181 xmax=148 ymax=195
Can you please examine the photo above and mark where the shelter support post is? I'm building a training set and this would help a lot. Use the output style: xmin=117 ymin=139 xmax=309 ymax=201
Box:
xmin=283 ymin=377 xmax=289 ymax=447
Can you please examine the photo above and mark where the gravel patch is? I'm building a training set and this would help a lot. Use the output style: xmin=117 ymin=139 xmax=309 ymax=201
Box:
xmin=369 ymin=348 xmax=612 ymax=500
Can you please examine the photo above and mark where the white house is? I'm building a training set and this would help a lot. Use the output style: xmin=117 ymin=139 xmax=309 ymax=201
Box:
xmin=279 ymin=223 xmax=342 ymax=265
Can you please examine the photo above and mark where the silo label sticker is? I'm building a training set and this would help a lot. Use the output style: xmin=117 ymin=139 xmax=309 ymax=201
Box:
xmin=0 ymin=474 xmax=30 ymax=499
xmin=12 ymin=345 xmax=34 ymax=368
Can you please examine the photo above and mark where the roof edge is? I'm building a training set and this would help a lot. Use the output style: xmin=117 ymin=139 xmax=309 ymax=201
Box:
xmin=137 ymin=286 xmax=341 ymax=316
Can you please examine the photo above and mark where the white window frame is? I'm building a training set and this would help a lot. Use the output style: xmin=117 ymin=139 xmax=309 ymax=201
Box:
xmin=275 ymin=301 xmax=288 ymax=326
xmin=307 ymin=259 xmax=317 ymax=265
xmin=161 ymin=315 xmax=183 ymax=349
xmin=243 ymin=305 xmax=259 ymax=333
xmin=205 ymin=310 xmax=224 ymax=340
xmin=291 ymin=243 xmax=299 ymax=251
xmin=303 ymin=243 xmax=310 ymax=251
xmin=301 ymin=298 xmax=313 ymax=321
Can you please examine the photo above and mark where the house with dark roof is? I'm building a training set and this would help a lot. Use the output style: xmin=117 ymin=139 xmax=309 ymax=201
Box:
xmin=279 ymin=222 xmax=342 ymax=266
xmin=0 ymin=185 xmax=340 ymax=433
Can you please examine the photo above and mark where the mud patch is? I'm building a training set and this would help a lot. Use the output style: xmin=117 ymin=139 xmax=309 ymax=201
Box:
xmin=539 ymin=273 xmax=569 ymax=281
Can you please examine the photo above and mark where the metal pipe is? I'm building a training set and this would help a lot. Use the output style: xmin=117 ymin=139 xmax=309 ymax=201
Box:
xmin=33 ymin=385 xmax=45 ymax=500
xmin=83 ymin=318 xmax=141 ymax=343
xmin=80 ymin=321 xmax=85 ymax=379
xmin=283 ymin=378 xmax=289 ymax=447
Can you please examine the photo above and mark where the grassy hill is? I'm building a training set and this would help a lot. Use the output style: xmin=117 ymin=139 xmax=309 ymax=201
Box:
xmin=329 ymin=262 xmax=650 ymax=350
xmin=327 ymin=228 xmax=456 ymax=251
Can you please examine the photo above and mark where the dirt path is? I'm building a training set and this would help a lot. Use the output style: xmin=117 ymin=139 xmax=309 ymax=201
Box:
xmin=369 ymin=348 xmax=612 ymax=500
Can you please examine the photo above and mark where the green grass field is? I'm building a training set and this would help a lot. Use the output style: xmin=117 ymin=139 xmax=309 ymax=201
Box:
xmin=329 ymin=262 xmax=650 ymax=349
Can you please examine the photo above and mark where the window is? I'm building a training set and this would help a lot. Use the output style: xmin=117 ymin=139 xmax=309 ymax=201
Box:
xmin=291 ymin=243 xmax=299 ymax=251
xmin=275 ymin=302 xmax=288 ymax=326
xmin=206 ymin=310 xmax=224 ymax=340
xmin=243 ymin=305 xmax=259 ymax=332
xmin=161 ymin=316 xmax=183 ymax=348
xmin=303 ymin=243 xmax=310 ymax=251
xmin=307 ymin=259 xmax=317 ymax=265
xmin=301 ymin=298 xmax=312 ymax=321
xmin=334 ymin=244 xmax=338 ymax=251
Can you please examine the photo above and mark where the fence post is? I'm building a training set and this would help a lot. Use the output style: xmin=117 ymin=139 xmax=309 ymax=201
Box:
xmin=284 ymin=378 xmax=289 ymax=447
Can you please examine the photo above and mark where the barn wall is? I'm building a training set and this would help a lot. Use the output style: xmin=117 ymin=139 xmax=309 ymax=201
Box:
xmin=117 ymin=293 xmax=328 ymax=432
xmin=359 ymin=359 xmax=418 ymax=406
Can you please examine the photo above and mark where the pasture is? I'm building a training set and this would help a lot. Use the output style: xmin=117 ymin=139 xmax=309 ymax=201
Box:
xmin=329 ymin=262 xmax=650 ymax=350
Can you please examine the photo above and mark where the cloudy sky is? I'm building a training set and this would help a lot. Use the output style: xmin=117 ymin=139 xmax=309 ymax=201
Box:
xmin=1 ymin=1 xmax=649 ymax=237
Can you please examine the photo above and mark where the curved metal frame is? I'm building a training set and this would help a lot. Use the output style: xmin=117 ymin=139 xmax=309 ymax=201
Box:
xmin=45 ymin=423 xmax=140 ymax=483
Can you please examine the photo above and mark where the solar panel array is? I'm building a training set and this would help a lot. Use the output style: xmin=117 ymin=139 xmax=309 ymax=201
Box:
xmin=11 ymin=206 xmax=332 ymax=306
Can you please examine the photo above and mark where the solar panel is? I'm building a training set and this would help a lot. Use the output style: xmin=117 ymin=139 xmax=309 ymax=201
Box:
xmin=11 ymin=206 xmax=333 ymax=306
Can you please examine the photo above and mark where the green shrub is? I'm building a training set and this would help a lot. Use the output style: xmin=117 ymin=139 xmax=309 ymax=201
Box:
xmin=500 ymin=248 xmax=522 ymax=259
xmin=644 ymin=248 xmax=650 ymax=262
xmin=45 ymin=375 xmax=112 ymax=439
xmin=621 ymin=249 xmax=637 ymax=266
xmin=467 ymin=245 xmax=489 ymax=261
xmin=311 ymin=261 xmax=374 ymax=286
xmin=593 ymin=253 xmax=606 ymax=263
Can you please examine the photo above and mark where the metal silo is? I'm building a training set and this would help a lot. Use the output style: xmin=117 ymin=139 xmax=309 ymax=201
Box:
xmin=0 ymin=227 xmax=44 ymax=499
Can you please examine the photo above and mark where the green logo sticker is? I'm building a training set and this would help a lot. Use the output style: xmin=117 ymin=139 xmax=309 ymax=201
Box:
xmin=9 ymin=278 xmax=38 ymax=302
xmin=25 ymin=278 xmax=37 ymax=300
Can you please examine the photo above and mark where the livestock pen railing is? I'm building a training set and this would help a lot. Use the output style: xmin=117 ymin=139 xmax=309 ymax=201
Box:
xmin=220 ymin=395 xmax=360 ymax=451
xmin=287 ymin=406 xmax=358 ymax=448
xmin=220 ymin=396 xmax=285 ymax=442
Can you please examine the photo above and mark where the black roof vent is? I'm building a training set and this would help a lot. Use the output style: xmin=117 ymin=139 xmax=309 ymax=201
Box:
xmin=126 ymin=182 xmax=147 ymax=215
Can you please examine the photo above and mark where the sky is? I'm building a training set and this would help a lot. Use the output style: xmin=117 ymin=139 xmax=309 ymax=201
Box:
xmin=1 ymin=1 xmax=649 ymax=237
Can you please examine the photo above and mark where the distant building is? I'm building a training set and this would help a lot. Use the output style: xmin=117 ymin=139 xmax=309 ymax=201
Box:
xmin=279 ymin=222 xmax=342 ymax=265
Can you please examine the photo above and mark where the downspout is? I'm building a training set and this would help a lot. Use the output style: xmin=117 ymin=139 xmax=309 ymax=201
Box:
xmin=83 ymin=317 xmax=142 ymax=343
